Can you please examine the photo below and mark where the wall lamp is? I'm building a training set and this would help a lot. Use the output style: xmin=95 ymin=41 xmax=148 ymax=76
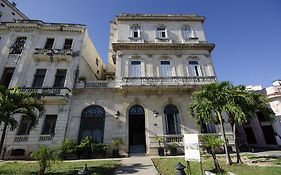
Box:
xmin=115 ymin=111 xmax=120 ymax=119
xmin=153 ymin=110 xmax=159 ymax=117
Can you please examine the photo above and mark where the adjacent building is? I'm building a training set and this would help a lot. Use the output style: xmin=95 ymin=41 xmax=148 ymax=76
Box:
xmin=0 ymin=19 xmax=104 ymax=159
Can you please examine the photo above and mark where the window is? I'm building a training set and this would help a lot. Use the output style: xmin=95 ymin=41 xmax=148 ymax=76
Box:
xmin=182 ymin=26 xmax=197 ymax=40
xmin=44 ymin=38 xmax=54 ymax=49
xmin=160 ymin=60 xmax=172 ymax=77
xmin=79 ymin=105 xmax=105 ymax=143
xmin=63 ymin=39 xmax=73 ymax=49
xmin=10 ymin=37 xmax=27 ymax=54
xmin=0 ymin=67 xmax=15 ymax=88
xmin=164 ymin=104 xmax=181 ymax=135
xmin=32 ymin=69 xmax=46 ymax=88
xmin=53 ymin=69 xmax=67 ymax=87
xmin=11 ymin=12 xmax=15 ymax=16
xmin=129 ymin=60 xmax=141 ymax=77
xmin=96 ymin=58 xmax=99 ymax=66
xmin=187 ymin=61 xmax=205 ymax=76
xmin=1 ymin=3 xmax=5 ymax=7
xmin=17 ymin=116 xmax=32 ymax=135
xmin=130 ymin=26 xmax=141 ymax=38
xmin=41 ymin=115 xmax=57 ymax=135
xmin=10 ymin=149 xmax=25 ymax=156
xmin=156 ymin=27 xmax=167 ymax=38
xmin=97 ymin=70 xmax=99 ymax=75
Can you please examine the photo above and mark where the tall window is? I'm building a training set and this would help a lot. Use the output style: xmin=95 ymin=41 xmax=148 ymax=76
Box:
xmin=32 ymin=69 xmax=46 ymax=88
xmin=160 ymin=61 xmax=172 ymax=77
xmin=44 ymin=38 xmax=55 ymax=49
xmin=182 ymin=26 xmax=197 ymax=40
xmin=17 ymin=116 xmax=32 ymax=135
xmin=164 ymin=104 xmax=181 ymax=135
xmin=53 ymin=69 xmax=67 ymax=88
xmin=187 ymin=61 xmax=204 ymax=76
xmin=63 ymin=39 xmax=73 ymax=49
xmin=79 ymin=105 xmax=105 ymax=143
xmin=130 ymin=26 xmax=141 ymax=38
xmin=41 ymin=115 xmax=57 ymax=135
xmin=0 ymin=67 xmax=15 ymax=88
xmin=156 ymin=27 xmax=167 ymax=38
xmin=129 ymin=61 xmax=141 ymax=77
xmin=10 ymin=37 xmax=27 ymax=54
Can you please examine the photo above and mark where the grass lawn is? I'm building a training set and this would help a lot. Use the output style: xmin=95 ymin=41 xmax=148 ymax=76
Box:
xmin=152 ymin=157 xmax=281 ymax=175
xmin=0 ymin=160 xmax=120 ymax=175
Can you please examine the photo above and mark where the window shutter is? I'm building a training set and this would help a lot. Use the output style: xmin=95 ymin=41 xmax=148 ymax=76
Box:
xmin=207 ymin=64 xmax=215 ymax=76
xmin=187 ymin=65 xmax=195 ymax=76
xmin=200 ymin=65 xmax=207 ymax=76
xmin=190 ymin=30 xmax=197 ymax=38
xmin=156 ymin=30 xmax=160 ymax=38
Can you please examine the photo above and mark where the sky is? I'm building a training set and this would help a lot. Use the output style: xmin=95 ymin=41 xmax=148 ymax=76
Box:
xmin=12 ymin=0 xmax=281 ymax=87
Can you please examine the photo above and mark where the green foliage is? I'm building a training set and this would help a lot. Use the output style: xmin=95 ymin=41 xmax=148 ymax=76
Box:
xmin=92 ymin=143 xmax=109 ymax=158
xmin=0 ymin=85 xmax=44 ymax=155
xmin=32 ymin=146 xmax=60 ymax=175
xmin=77 ymin=136 xmax=94 ymax=152
xmin=200 ymin=135 xmax=223 ymax=151
xmin=111 ymin=137 xmax=123 ymax=150
xmin=168 ymin=142 xmax=178 ymax=149
xmin=60 ymin=139 xmax=77 ymax=159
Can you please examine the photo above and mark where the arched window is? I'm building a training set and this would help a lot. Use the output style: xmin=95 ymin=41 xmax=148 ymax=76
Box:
xmin=79 ymin=105 xmax=105 ymax=143
xmin=164 ymin=104 xmax=181 ymax=135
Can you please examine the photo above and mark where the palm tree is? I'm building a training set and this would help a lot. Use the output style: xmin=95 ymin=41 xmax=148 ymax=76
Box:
xmin=188 ymin=81 xmax=275 ymax=165
xmin=188 ymin=81 xmax=234 ymax=165
xmin=0 ymin=86 xmax=44 ymax=156
xmin=227 ymin=86 xmax=274 ymax=163
xmin=200 ymin=134 xmax=224 ymax=173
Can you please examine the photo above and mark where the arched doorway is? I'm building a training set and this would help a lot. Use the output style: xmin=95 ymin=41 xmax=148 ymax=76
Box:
xmin=129 ymin=105 xmax=146 ymax=153
xmin=164 ymin=104 xmax=181 ymax=135
xmin=79 ymin=105 xmax=105 ymax=143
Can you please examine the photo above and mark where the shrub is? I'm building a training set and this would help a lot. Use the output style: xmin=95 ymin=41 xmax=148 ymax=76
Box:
xmin=60 ymin=139 xmax=77 ymax=159
xmin=92 ymin=143 xmax=109 ymax=158
xmin=32 ymin=146 xmax=60 ymax=175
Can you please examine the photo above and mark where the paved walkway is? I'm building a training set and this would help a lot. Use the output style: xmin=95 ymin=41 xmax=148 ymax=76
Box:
xmin=114 ymin=156 xmax=159 ymax=175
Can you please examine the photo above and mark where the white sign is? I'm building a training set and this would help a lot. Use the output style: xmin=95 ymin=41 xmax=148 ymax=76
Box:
xmin=184 ymin=134 xmax=201 ymax=161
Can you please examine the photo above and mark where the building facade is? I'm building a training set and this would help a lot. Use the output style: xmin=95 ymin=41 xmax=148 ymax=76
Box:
xmin=67 ymin=14 xmax=218 ymax=155
xmin=238 ymin=82 xmax=281 ymax=150
xmin=0 ymin=0 xmax=28 ymax=22
xmin=0 ymin=19 xmax=104 ymax=159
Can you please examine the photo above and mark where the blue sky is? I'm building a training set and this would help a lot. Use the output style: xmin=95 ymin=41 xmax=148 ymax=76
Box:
xmin=13 ymin=0 xmax=281 ymax=87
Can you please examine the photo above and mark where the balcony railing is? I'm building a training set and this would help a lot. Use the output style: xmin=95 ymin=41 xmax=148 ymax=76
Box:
xmin=39 ymin=135 xmax=54 ymax=141
xmin=18 ymin=87 xmax=71 ymax=97
xmin=121 ymin=76 xmax=216 ymax=87
xmin=75 ymin=81 xmax=117 ymax=88
xmin=34 ymin=48 xmax=73 ymax=56
xmin=14 ymin=135 xmax=28 ymax=142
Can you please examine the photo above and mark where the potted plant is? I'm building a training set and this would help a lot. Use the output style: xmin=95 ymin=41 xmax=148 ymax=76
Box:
xmin=111 ymin=137 xmax=123 ymax=157
xmin=155 ymin=136 xmax=164 ymax=156
xmin=169 ymin=143 xmax=178 ymax=156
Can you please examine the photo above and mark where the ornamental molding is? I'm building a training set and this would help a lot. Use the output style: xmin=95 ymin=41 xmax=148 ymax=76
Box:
xmin=112 ymin=43 xmax=215 ymax=52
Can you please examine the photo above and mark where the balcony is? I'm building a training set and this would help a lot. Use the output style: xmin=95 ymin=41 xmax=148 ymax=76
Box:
xmin=33 ymin=48 xmax=73 ymax=62
xmin=121 ymin=76 xmax=216 ymax=87
xmin=39 ymin=135 xmax=53 ymax=141
xmin=75 ymin=81 xmax=116 ymax=89
xmin=14 ymin=135 xmax=28 ymax=142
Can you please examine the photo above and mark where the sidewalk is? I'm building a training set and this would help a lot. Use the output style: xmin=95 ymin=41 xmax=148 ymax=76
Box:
xmin=114 ymin=156 xmax=158 ymax=175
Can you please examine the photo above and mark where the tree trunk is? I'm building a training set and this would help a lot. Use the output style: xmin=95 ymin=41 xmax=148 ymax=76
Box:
xmin=211 ymin=150 xmax=222 ymax=172
xmin=233 ymin=123 xmax=243 ymax=163
xmin=0 ymin=122 xmax=8 ymax=156
xmin=217 ymin=111 xmax=232 ymax=165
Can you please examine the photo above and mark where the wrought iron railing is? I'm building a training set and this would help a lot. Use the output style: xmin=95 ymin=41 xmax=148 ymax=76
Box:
xmin=39 ymin=135 xmax=53 ymax=141
xmin=18 ymin=87 xmax=71 ymax=97
xmin=34 ymin=48 xmax=73 ymax=56
xmin=121 ymin=76 xmax=216 ymax=86
xmin=14 ymin=135 xmax=28 ymax=142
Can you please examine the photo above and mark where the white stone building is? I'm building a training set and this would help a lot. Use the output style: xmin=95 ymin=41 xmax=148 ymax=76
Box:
xmin=67 ymin=14 xmax=218 ymax=155
xmin=0 ymin=19 xmax=104 ymax=159
xmin=238 ymin=81 xmax=281 ymax=149
xmin=0 ymin=0 xmax=28 ymax=22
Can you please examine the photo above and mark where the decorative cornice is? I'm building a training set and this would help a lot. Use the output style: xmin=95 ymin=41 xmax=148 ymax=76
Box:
xmin=0 ymin=20 xmax=85 ymax=33
xmin=116 ymin=14 xmax=205 ymax=23
xmin=112 ymin=43 xmax=215 ymax=52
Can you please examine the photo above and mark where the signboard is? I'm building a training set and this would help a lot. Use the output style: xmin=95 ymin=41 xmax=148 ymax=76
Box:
xmin=184 ymin=134 xmax=201 ymax=161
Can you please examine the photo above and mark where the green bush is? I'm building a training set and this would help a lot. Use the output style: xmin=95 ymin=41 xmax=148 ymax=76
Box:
xmin=32 ymin=146 xmax=60 ymax=175
xmin=60 ymin=139 xmax=77 ymax=159
xmin=92 ymin=143 xmax=109 ymax=158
